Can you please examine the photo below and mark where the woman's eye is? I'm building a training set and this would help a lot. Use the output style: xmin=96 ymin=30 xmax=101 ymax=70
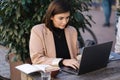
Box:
xmin=59 ymin=17 xmax=63 ymax=20
xmin=59 ymin=17 xmax=69 ymax=20
xmin=67 ymin=17 xmax=70 ymax=19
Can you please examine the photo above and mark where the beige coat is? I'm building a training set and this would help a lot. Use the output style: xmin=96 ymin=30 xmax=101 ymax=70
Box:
xmin=29 ymin=24 xmax=80 ymax=67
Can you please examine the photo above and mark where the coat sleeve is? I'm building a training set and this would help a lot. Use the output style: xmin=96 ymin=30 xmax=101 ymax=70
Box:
xmin=69 ymin=26 xmax=81 ymax=59
xmin=29 ymin=25 xmax=62 ymax=67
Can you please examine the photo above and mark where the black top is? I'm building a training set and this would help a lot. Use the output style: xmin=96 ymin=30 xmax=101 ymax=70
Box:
xmin=51 ymin=26 xmax=70 ymax=59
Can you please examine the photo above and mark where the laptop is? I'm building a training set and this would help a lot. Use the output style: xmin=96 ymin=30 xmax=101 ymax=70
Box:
xmin=61 ymin=41 xmax=113 ymax=75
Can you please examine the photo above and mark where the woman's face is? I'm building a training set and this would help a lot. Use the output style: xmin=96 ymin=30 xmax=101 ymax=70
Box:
xmin=51 ymin=12 xmax=70 ymax=29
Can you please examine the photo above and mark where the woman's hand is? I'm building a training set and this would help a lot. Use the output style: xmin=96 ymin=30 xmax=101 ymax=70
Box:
xmin=62 ymin=59 xmax=79 ymax=69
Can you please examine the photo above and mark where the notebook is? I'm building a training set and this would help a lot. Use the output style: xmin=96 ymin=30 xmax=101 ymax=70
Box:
xmin=61 ymin=41 xmax=113 ymax=75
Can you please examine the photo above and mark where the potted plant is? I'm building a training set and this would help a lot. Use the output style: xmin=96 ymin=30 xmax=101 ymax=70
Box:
xmin=0 ymin=0 xmax=93 ymax=80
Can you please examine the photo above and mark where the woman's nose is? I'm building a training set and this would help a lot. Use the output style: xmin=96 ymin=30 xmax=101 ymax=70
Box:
xmin=62 ymin=19 xmax=68 ymax=24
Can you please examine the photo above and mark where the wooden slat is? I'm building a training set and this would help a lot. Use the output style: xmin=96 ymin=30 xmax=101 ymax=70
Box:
xmin=21 ymin=72 xmax=33 ymax=80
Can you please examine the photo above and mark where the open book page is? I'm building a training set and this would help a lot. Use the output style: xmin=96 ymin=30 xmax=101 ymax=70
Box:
xmin=33 ymin=65 xmax=60 ymax=72
xmin=15 ymin=64 xmax=51 ymax=74
xmin=33 ymin=65 xmax=51 ymax=72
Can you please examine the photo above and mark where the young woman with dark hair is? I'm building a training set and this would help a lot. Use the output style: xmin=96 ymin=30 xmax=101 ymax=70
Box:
xmin=29 ymin=0 xmax=81 ymax=77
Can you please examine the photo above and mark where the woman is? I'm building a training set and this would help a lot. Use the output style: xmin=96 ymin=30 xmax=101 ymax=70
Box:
xmin=102 ymin=0 xmax=112 ymax=27
xmin=29 ymin=0 xmax=80 ymax=77
xmin=115 ymin=17 xmax=120 ymax=53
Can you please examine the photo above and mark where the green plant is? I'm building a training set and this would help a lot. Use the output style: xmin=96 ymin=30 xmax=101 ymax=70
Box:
xmin=0 ymin=0 xmax=93 ymax=62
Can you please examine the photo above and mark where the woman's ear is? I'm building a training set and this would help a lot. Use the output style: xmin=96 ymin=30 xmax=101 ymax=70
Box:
xmin=50 ymin=16 xmax=53 ymax=20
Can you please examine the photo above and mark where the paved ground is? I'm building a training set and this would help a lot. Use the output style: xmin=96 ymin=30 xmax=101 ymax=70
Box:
xmin=0 ymin=46 xmax=10 ymax=79
xmin=0 ymin=7 xmax=116 ymax=79
xmin=80 ymin=8 xmax=116 ymax=51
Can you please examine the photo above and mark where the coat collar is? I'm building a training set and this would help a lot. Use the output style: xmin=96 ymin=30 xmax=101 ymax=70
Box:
xmin=42 ymin=24 xmax=73 ymax=58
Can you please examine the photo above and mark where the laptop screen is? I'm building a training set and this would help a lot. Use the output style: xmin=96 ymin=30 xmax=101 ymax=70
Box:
xmin=79 ymin=41 xmax=113 ymax=75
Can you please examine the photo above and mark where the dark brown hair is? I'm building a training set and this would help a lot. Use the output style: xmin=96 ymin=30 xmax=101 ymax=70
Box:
xmin=42 ymin=0 xmax=71 ymax=30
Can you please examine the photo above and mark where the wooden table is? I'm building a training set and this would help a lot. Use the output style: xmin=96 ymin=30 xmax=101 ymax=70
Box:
xmin=21 ymin=60 xmax=120 ymax=80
